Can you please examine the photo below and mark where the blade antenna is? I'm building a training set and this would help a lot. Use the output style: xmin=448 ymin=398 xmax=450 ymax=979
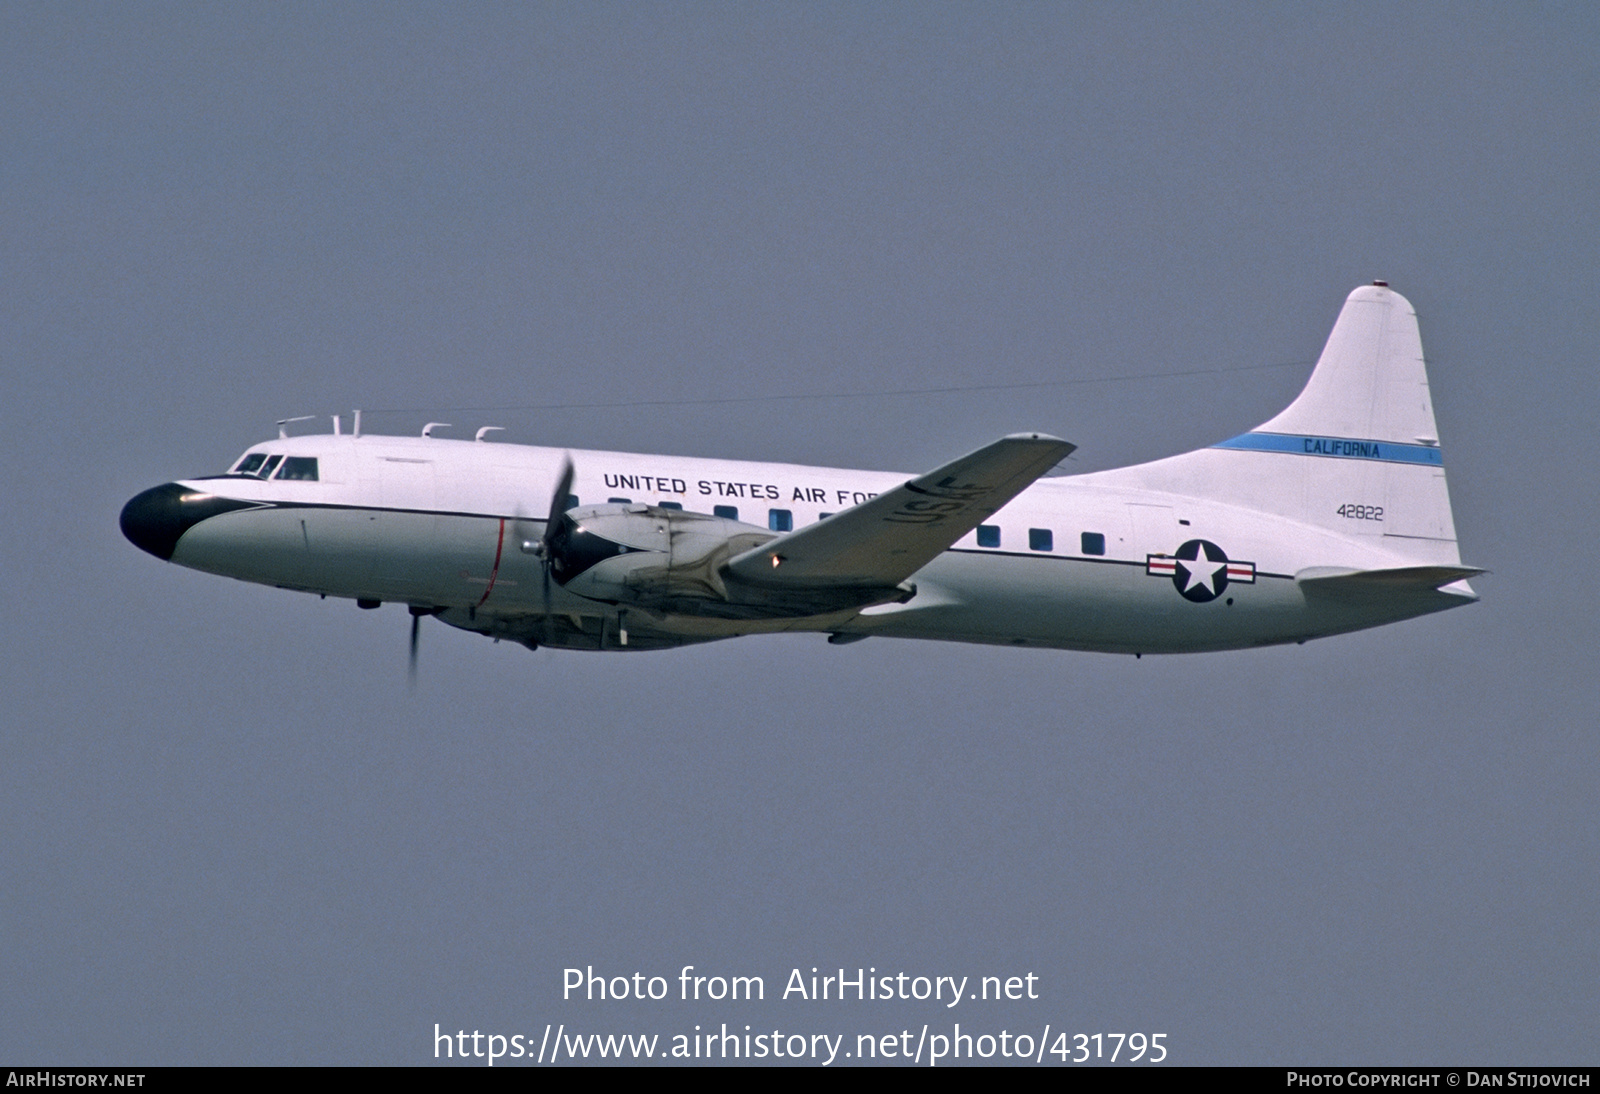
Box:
xmin=408 ymin=610 xmax=421 ymax=687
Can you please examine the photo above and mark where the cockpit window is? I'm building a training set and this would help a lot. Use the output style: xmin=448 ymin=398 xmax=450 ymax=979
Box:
xmin=275 ymin=457 xmax=319 ymax=481
xmin=259 ymin=454 xmax=284 ymax=479
xmin=232 ymin=453 xmax=267 ymax=476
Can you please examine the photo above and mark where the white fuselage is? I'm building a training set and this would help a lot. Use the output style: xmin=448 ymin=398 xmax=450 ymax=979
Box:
xmin=157 ymin=430 xmax=1469 ymax=655
xmin=123 ymin=285 xmax=1478 ymax=656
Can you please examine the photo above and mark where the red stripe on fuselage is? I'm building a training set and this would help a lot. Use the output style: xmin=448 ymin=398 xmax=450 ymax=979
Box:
xmin=476 ymin=518 xmax=506 ymax=607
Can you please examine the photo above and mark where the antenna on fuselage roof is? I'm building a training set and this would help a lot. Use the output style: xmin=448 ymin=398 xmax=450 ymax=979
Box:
xmin=475 ymin=426 xmax=505 ymax=442
xmin=421 ymin=422 xmax=452 ymax=438
xmin=276 ymin=415 xmax=314 ymax=439
xmin=353 ymin=409 xmax=362 ymax=438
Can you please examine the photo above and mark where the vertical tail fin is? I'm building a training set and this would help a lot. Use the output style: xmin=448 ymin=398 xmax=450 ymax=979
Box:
xmin=1092 ymin=284 xmax=1465 ymax=565
xmin=1252 ymin=282 xmax=1441 ymax=448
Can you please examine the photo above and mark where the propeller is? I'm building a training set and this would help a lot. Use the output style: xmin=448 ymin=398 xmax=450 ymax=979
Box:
xmin=539 ymin=456 xmax=575 ymax=647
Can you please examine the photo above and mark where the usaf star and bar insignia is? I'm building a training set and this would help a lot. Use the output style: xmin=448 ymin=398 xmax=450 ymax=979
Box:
xmin=1147 ymin=539 xmax=1256 ymax=602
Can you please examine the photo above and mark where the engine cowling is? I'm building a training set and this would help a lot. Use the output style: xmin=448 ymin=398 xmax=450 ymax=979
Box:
xmin=547 ymin=504 xmax=772 ymax=614
xmin=544 ymin=504 xmax=908 ymax=620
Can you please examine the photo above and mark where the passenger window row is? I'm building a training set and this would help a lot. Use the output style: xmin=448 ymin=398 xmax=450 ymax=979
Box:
xmin=976 ymin=525 xmax=1106 ymax=555
xmin=589 ymin=499 xmax=1109 ymax=555
xmin=603 ymin=501 xmax=801 ymax=533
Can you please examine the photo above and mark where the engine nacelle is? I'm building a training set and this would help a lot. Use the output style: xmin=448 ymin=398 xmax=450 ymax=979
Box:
xmin=546 ymin=504 xmax=910 ymax=620
xmin=549 ymin=504 xmax=774 ymax=613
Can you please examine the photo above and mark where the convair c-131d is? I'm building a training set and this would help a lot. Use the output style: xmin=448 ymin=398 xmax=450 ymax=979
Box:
xmin=122 ymin=284 xmax=1480 ymax=661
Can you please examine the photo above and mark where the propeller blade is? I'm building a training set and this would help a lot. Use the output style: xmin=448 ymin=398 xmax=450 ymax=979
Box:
xmin=542 ymin=456 xmax=575 ymax=551
xmin=539 ymin=455 xmax=574 ymax=649
xmin=542 ymin=562 xmax=553 ymax=647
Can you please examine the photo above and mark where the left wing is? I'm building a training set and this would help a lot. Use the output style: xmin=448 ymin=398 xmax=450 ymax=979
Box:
xmin=725 ymin=433 xmax=1074 ymax=593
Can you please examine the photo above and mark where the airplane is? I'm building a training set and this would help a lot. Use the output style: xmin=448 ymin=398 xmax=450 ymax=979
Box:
xmin=120 ymin=283 xmax=1480 ymax=664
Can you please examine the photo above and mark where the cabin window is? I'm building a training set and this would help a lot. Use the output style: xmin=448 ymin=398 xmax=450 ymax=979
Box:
xmin=275 ymin=457 xmax=319 ymax=481
xmin=1081 ymin=531 xmax=1105 ymax=556
xmin=659 ymin=501 xmax=683 ymax=511
xmin=232 ymin=453 xmax=267 ymax=476
xmin=768 ymin=508 xmax=792 ymax=532
xmin=977 ymin=524 xmax=1000 ymax=548
xmin=714 ymin=505 xmax=738 ymax=520
xmin=608 ymin=497 xmax=631 ymax=505
xmin=1029 ymin=528 xmax=1053 ymax=552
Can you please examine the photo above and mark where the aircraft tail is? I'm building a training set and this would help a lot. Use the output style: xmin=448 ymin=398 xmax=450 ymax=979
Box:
xmin=1091 ymin=283 xmax=1466 ymax=566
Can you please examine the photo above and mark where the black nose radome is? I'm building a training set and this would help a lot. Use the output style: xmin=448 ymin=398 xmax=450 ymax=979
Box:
xmin=120 ymin=484 xmax=258 ymax=561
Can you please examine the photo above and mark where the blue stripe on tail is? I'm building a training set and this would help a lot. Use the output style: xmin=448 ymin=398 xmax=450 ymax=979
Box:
xmin=1212 ymin=431 xmax=1443 ymax=466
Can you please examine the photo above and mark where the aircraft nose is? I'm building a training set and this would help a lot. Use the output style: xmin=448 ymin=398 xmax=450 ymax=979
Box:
xmin=120 ymin=483 xmax=249 ymax=561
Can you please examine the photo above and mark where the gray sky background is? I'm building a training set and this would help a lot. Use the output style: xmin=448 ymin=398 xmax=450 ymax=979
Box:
xmin=4 ymin=4 xmax=1596 ymax=1065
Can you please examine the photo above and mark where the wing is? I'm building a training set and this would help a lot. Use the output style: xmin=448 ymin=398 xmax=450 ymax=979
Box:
xmin=725 ymin=432 xmax=1075 ymax=593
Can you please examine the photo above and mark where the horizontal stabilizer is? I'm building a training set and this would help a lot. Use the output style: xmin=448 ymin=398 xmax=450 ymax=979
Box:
xmin=1296 ymin=564 xmax=1483 ymax=601
xmin=726 ymin=433 xmax=1075 ymax=591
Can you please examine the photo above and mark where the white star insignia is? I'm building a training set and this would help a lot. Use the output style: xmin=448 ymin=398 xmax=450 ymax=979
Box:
xmin=1179 ymin=544 xmax=1227 ymax=597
